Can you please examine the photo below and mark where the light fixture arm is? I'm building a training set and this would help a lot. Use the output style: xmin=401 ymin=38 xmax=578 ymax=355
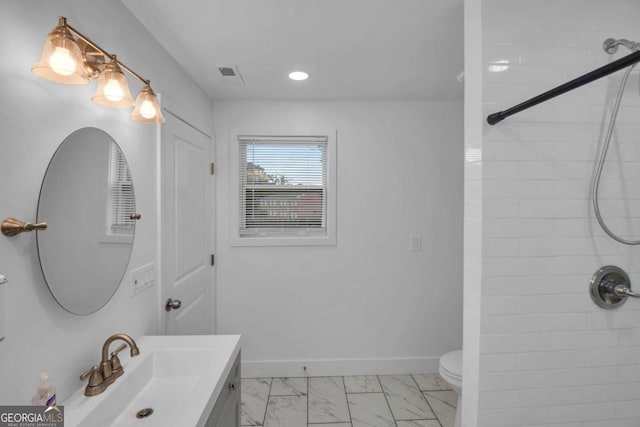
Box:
xmin=62 ymin=19 xmax=149 ymax=86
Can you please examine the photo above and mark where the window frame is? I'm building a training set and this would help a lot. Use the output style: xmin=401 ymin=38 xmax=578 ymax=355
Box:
xmin=101 ymin=142 xmax=135 ymax=245
xmin=230 ymin=130 xmax=337 ymax=247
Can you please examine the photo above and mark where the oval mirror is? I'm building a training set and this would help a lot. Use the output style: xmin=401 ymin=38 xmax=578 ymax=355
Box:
xmin=37 ymin=127 xmax=136 ymax=315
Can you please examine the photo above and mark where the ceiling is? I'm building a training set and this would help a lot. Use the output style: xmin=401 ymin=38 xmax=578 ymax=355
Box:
xmin=122 ymin=0 xmax=463 ymax=101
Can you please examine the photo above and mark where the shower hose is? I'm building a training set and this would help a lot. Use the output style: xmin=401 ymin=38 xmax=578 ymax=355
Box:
xmin=592 ymin=63 xmax=639 ymax=244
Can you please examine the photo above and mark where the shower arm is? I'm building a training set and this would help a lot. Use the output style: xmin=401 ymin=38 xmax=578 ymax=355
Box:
xmin=487 ymin=48 xmax=640 ymax=125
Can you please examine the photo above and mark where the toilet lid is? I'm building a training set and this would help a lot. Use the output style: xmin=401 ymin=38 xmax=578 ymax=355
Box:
xmin=439 ymin=350 xmax=462 ymax=381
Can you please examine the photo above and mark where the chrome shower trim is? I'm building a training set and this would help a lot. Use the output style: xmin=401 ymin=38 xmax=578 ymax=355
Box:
xmin=603 ymin=38 xmax=640 ymax=54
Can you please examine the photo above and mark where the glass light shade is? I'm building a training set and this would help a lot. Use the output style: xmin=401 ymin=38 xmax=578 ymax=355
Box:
xmin=92 ymin=58 xmax=134 ymax=108
xmin=130 ymin=85 xmax=165 ymax=123
xmin=31 ymin=24 xmax=89 ymax=85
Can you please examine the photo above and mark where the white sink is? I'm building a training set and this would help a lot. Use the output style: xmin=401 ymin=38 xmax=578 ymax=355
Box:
xmin=64 ymin=335 xmax=241 ymax=427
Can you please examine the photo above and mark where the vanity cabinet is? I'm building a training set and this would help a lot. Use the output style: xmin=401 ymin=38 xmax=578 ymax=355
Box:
xmin=206 ymin=352 xmax=241 ymax=427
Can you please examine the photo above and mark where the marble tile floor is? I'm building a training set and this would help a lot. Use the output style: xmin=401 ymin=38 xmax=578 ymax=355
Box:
xmin=241 ymin=373 xmax=456 ymax=427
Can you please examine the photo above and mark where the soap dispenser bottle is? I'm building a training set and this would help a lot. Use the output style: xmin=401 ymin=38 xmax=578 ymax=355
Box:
xmin=31 ymin=370 xmax=56 ymax=406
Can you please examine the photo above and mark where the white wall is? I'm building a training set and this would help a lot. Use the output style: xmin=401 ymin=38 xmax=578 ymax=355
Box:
xmin=214 ymin=100 xmax=463 ymax=377
xmin=466 ymin=0 xmax=640 ymax=425
xmin=0 ymin=0 xmax=212 ymax=403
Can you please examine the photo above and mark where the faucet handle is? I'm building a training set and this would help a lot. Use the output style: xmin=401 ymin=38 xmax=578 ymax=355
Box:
xmin=80 ymin=365 xmax=103 ymax=387
xmin=110 ymin=343 xmax=128 ymax=378
xmin=80 ymin=365 xmax=106 ymax=397
xmin=111 ymin=343 xmax=127 ymax=358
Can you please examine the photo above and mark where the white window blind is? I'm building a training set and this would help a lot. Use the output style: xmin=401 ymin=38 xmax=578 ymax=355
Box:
xmin=108 ymin=143 xmax=135 ymax=234
xmin=238 ymin=135 xmax=328 ymax=238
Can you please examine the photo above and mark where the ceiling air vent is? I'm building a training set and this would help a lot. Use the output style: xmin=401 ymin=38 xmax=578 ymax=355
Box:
xmin=217 ymin=65 xmax=245 ymax=85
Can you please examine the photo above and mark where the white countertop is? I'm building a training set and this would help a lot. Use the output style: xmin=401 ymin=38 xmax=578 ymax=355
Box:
xmin=63 ymin=334 xmax=241 ymax=427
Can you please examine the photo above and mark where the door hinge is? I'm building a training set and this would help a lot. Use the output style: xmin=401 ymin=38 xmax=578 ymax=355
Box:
xmin=210 ymin=162 xmax=215 ymax=175
xmin=211 ymin=254 xmax=215 ymax=266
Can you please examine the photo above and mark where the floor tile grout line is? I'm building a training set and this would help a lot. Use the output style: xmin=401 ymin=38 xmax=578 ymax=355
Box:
xmin=261 ymin=377 xmax=274 ymax=427
xmin=377 ymin=374 xmax=401 ymax=426
xmin=307 ymin=376 xmax=310 ymax=426
xmin=410 ymin=375 xmax=443 ymax=427
xmin=341 ymin=376 xmax=355 ymax=427
xmin=423 ymin=391 xmax=456 ymax=410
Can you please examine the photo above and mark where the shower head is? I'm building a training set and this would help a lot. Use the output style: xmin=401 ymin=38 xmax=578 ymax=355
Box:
xmin=603 ymin=38 xmax=640 ymax=55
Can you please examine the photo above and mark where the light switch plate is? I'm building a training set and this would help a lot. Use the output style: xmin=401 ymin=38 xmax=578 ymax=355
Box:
xmin=129 ymin=263 xmax=156 ymax=297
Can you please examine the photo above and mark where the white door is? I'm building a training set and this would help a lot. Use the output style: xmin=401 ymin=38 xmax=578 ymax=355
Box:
xmin=162 ymin=111 xmax=214 ymax=335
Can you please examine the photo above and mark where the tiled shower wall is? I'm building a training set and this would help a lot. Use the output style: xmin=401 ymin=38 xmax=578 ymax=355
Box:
xmin=466 ymin=0 xmax=640 ymax=425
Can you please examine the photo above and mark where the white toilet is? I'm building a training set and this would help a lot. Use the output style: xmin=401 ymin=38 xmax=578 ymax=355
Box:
xmin=439 ymin=350 xmax=462 ymax=427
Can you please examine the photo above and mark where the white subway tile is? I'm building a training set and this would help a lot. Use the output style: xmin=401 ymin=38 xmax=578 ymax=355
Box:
xmin=518 ymin=161 xmax=557 ymax=180
xmin=482 ymin=276 xmax=523 ymax=296
xmin=479 ymin=353 xmax=518 ymax=373
xmin=551 ymin=330 xmax=619 ymax=350
xmin=478 ymin=390 xmax=521 ymax=409
xmin=484 ymin=84 xmax=523 ymax=105
xmin=516 ymin=313 xmax=587 ymax=333
xmin=619 ymin=328 xmax=640 ymax=346
xmin=483 ymin=161 xmax=519 ymax=180
xmin=479 ymin=406 xmax=550 ymax=427
xmin=517 ymin=276 xmax=582 ymax=295
xmin=484 ymin=238 xmax=519 ymax=257
xmin=554 ymin=181 xmax=589 ymax=200
xmin=614 ymin=399 xmax=640 ymax=419
xmin=518 ymin=200 xmax=557 ymax=218
xmin=485 ymin=180 xmax=556 ymax=200
xmin=484 ymin=256 xmax=555 ymax=277
xmin=586 ymin=311 xmax=640 ymax=331
xmin=547 ymin=366 xmax=618 ymax=388
xmin=556 ymin=161 xmax=592 ymax=181
xmin=480 ymin=370 xmax=550 ymax=391
xmin=480 ymin=332 xmax=552 ymax=353
xmin=518 ymin=238 xmax=558 ymax=257
xmin=547 ymin=402 xmax=615 ymax=424
xmin=518 ymin=220 xmax=557 ymax=237
xmin=484 ymin=200 xmax=520 ymax=218
xmin=618 ymin=364 xmax=640 ymax=383
xmin=481 ymin=315 xmax=517 ymax=334
xmin=583 ymin=382 xmax=640 ymax=403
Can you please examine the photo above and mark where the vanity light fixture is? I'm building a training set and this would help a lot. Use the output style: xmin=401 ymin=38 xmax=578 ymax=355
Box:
xmin=32 ymin=16 xmax=165 ymax=123
xmin=288 ymin=71 xmax=309 ymax=81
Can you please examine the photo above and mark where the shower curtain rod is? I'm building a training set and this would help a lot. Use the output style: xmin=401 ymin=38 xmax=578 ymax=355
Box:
xmin=487 ymin=49 xmax=640 ymax=125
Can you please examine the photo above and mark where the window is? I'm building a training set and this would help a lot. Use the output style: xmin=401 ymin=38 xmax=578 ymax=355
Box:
xmin=107 ymin=143 xmax=135 ymax=235
xmin=232 ymin=133 xmax=336 ymax=246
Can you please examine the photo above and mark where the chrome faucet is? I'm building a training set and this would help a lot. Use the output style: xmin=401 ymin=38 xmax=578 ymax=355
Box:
xmin=80 ymin=334 xmax=140 ymax=396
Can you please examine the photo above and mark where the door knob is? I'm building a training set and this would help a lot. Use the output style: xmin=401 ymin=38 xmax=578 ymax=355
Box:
xmin=165 ymin=298 xmax=182 ymax=311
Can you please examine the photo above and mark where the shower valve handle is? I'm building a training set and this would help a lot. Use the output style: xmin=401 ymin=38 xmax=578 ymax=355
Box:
xmin=613 ymin=284 xmax=640 ymax=298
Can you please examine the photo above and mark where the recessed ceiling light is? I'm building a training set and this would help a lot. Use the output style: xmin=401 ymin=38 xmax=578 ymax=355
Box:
xmin=288 ymin=71 xmax=309 ymax=81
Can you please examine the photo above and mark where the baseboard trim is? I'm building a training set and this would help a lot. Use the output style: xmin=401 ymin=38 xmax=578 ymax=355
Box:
xmin=242 ymin=356 xmax=439 ymax=378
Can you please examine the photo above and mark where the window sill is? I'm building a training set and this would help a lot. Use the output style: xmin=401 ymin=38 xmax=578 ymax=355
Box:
xmin=230 ymin=234 xmax=336 ymax=247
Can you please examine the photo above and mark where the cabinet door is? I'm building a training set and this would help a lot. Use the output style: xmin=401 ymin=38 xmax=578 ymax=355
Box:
xmin=216 ymin=391 xmax=239 ymax=427
xmin=206 ymin=353 xmax=241 ymax=427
